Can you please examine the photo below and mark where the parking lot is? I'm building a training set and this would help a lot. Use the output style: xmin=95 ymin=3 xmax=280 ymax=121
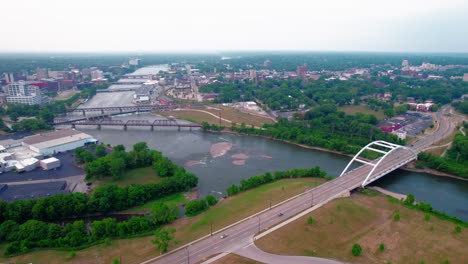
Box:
xmin=379 ymin=112 xmax=433 ymax=136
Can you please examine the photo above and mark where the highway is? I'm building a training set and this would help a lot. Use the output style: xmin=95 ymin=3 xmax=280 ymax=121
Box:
xmin=143 ymin=105 xmax=455 ymax=264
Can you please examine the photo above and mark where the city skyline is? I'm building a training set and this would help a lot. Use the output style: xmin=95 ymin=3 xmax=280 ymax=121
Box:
xmin=0 ymin=0 xmax=467 ymax=53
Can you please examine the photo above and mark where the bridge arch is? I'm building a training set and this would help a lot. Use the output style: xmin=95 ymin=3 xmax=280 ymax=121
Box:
xmin=339 ymin=140 xmax=417 ymax=187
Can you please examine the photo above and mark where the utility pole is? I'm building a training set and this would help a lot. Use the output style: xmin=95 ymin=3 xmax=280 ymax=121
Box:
xmin=311 ymin=191 xmax=314 ymax=207
xmin=186 ymin=246 xmax=190 ymax=264
xmin=210 ymin=222 xmax=213 ymax=236
xmin=258 ymin=216 xmax=260 ymax=232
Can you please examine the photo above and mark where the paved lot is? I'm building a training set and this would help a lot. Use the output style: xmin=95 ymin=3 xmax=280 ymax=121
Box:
xmin=0 ymin=152 xmax=84 ymax=183
xmin=78 ymin=91 xmax=135 ymax=108
xmin=0 ymin=181 xmax=68 ymax=202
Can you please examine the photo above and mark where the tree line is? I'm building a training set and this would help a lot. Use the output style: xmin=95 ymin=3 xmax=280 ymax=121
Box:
xmin=0 ymin=201 xmax=178 ymax=256
xmin=226 ymin=166 xmax=329 ymax=196
xmin=76 ymin=142 xmax=187 ymax=181
xmin=416 ymin=133 xmax=468 ymax=178
xmin=230 ymin=104 xmax=403 ymax=156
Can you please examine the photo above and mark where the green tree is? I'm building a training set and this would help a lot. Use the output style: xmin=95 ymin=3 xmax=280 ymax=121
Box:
xmin=149 ymin=202 xmax=177 ymax=226
xmin=404 ymin=194 xmax=415 ymax=205
xmin=393 ymin=211 xmax=400 ymax=222
xmin=307 ymin=216 xmax=314 ymax=224
xmin=205 ymin=195 xmax=218 ymax=206
xmin=424 ymin=213 xmax=431 ymax=221
xmin=379 ymin=243 xmax=385 ymax=252
xmin=151 ymin=228 xmax=176 ymax=253
xmin=352 ymin=243 xmax=362 ymax=256
xmin=455 ymin=225 xmax=462 ymax=233
xmin=95 ymin=144 xmax=107 ymax=158
xmin=109 ymin=158 xmax=126 ymax=180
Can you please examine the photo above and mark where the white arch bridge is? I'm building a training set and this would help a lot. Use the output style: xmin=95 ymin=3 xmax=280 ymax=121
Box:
xmin=339 ymin=140 xmax=418 ymax=188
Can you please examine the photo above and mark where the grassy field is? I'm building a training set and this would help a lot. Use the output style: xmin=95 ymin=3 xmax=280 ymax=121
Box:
xmin=213 ymin=253 xmax=263 ymax=264
xmin=93 ymin=167 xmax=161 ymax=187
xmin=256 ymin=193 xmax=468 ymax=264
xmin=338 ymin=105 xmax=386 ymax=120
xmin=123 ymin=192 xmax=188 ymax=213
xmin=0 ymin=178 xmax=324 ymax=264
xmin=158 ymin=104 xmax=275 ymax=128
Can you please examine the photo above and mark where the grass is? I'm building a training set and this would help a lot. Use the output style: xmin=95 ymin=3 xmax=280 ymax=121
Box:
xmin=158 ymin=104 xmax=275 ymax=128
xmin=0 ymin=178 xmax=324 ymax=264
xmin=212 ymin=253 xmax=262 ymax=264
xmin=338 ymin=105 xmax=386 ymax=120
xmin=123 ymin=192 xmax=188 ymax=213
xmin=93 ymin=167 xmax=161 ymax=187
xmin=256 ymin=193 xmax=468 ymax=264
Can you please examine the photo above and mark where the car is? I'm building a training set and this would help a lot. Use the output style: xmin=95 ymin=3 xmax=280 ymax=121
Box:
xmin=278 ymin=212 xmax=284 ymax=217
xmin=220 ymin=234 xmax=228 ymax=239
xmin=86 ymin=182 xmax=93 ymax=186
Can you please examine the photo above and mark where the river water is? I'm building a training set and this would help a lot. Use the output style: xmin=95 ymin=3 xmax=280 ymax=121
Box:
xmin=77 ymin=115 xmax=468 ymax=221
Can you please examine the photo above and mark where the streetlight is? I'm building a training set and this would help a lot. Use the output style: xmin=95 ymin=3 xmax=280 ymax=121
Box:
xmin=310 ymin=190 xmax=314 ymax=207
xmin=257 ymin=216 xmax=261 ymax=233
xmin=185 ymin=246 xmax=190 ymax=264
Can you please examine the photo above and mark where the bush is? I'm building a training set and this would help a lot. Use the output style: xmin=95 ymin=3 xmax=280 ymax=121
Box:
xmin=185 ymin=199 xmax=208 ymax=216
xmin=379 ymin=243 xmax=385 ymax=252
xmin=307 ymin=216 xmax=314 ymax=224
xmin=68 ymin=251 xmax=77 ymax=259
xmin=352 ymin=243 xmax=362 ymax=256
xmin=455 ymin=225 xmax=462 ymax=233
xmin=424 ymin=213 xmax=431 ymax=221
xmin=393 ymin=211 xmax=400 ymax=222
xmin=205 ymin=195 xmax=218 ymax=206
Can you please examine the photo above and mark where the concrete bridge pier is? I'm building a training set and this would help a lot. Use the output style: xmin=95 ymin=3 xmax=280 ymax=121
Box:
xmin=71 ymin=124 xmax=76 ymax=129
xmin=123 ymin=125 xmax=127 ymax=131
xmin=97 ymin=124 xmax=101 ymax=130
xmin=82 ymin=110 xmax=86 ymax=116
xmin=101 ymin=109 xmax=104 ymax=114
xmin=151 ymin=125 xmax=154 ymax=131
xmin=178 ymin=126 xmax=181 ymax=132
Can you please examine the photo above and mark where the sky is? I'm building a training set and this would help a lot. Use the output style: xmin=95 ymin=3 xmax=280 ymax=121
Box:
xmin=1 ymin=0 xmax=468 ymax=53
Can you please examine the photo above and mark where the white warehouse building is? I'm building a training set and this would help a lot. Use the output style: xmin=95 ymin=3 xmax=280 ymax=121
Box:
xmin=22 ymin=129 xmax=97 ymax=156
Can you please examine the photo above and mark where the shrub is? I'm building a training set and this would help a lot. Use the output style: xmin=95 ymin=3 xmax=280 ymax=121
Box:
xmin=68 ymin=251 xmax=77 ymax=259
xmin=393 ymin=211 xmax=400 ymax=222
xmin=424 ymin=213 xmax=431 ymax=221
xmin=307 ymin=216 xmax=314 ymax=224
xmin=185 ymin=199 xmax=208 ymax=216
xmin=379 ymin=243 xmax=385 ymax=252
xmin=352 ymin=243 xmax=362 ymax=256
xmin=455 ymin=225 xmax=462 ymax=233
xmin=205 ymin=195 xmax=218 ymax=206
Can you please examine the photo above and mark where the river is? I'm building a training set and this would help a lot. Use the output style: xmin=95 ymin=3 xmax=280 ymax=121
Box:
xmin=77 ymin=115 xmax=468 ymax=221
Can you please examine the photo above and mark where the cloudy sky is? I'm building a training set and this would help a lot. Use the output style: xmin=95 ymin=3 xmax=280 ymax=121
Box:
xmin=1 ymin=0 xmax=467 ymax=53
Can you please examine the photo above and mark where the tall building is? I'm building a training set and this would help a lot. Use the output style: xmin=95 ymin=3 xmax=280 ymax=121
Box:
xmin=463 ymin=73 xmax=468 ymax=82
xmin=129 ymin=59 xmax=140 ymax=66
xmin=36 ymin=68 xmax=49 ymax=80
xmin=402 ymin=60 xmax=409 ymax=68
xmin=249 ymin=70 xmax=257 ymax=80
xmin=297 ymin=64 xmax=307 ymax=78
xmin=91 ymin=70 xmax=104 ymax=80
xmin=6 ymin=81 xmax=43 ymax=105
xmin=2 ymin=73 xmax=15 ymax=83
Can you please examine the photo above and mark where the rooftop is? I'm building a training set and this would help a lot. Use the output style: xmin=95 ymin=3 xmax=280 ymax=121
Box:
xmin=23 ymin=129 xmax=83 ymax=145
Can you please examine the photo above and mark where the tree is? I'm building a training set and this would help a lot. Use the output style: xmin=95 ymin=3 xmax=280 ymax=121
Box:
xmin=307 ymin=216 xmax=314 ymax=224
xmin=379 ymin=243 xmax=385 ymax=252
xmin=149 ymin=202 xmax=177 ymax=226
xmin=393 ymin=211 xmax=400 ymax=222
xmin=455 ymin=225 xmax=462 ymax=233
xmin=205 ymin=195 xmax=218 ymax=206
xmin=404 ymin=194 xmax=415 ymax=205
xmin=109 ymin=158 xmax=126 ymax=180
xmin=352 ymin=243 xmax=362 ymax=256
xmin=39 ymin=108 xmax=55 ymax=123
xmin=95 ymin=144 xmax=107 ymax=158
xmin=151 ymin=228 xmax=176 ymax=253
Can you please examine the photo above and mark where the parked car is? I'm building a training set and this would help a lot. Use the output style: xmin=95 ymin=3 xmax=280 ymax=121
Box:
xmin=220 ymin=234 xmax=228 ymax=239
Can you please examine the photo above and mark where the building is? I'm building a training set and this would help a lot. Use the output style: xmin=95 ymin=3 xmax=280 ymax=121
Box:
xmin=402 ymin=60 xmax=409 ymax=68
xmin=91 ymin=70 xmax=104 ymax=80
xmin=6 ymin=81 xmax=43 ymax=105
xmin=36 ymin=68 xmax=49 ymax=80
xmin=249 ymin=70 xmax=257 ymax=80
xmin=129 ymin=58 xmax=140 ymax=66
xmin=263 ymin=60 xmax=272 ymax=67
xmin=133 ymin=85 xmax=153 ymax=103
xmin=408 ymin=102 xmax=433 ymax=112
xmin=463 ymin=73 xmax=468 ymax=82
xmin=22 ymin=129 xmax=97 ymax=156
xmin=297 ymin=64 xmax=307 ymax=78
xmin=2 ymin=73 xmax=15 ymax=83
xmin=158 ymin=95 xmax=174 ymax=105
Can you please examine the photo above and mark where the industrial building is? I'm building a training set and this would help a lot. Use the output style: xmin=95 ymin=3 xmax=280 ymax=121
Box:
xmin=22 ymin=129 xmax=97 ymax=156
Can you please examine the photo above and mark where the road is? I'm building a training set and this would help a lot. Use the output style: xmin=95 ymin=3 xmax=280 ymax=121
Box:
xmin=143 ymin=105 xmax=455 ymax=264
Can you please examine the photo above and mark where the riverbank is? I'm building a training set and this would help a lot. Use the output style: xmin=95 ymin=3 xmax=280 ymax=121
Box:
xmin=216 ymin=129 xmax=466 ymax=181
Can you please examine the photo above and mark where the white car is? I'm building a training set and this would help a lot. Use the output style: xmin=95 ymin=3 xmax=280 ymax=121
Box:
xmin=220 ymin=234 xmax=228 ymax=239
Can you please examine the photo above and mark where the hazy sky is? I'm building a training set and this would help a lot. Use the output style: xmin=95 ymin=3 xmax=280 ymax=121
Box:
xmin=1 ymin=0 xmax=468 ymax=53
